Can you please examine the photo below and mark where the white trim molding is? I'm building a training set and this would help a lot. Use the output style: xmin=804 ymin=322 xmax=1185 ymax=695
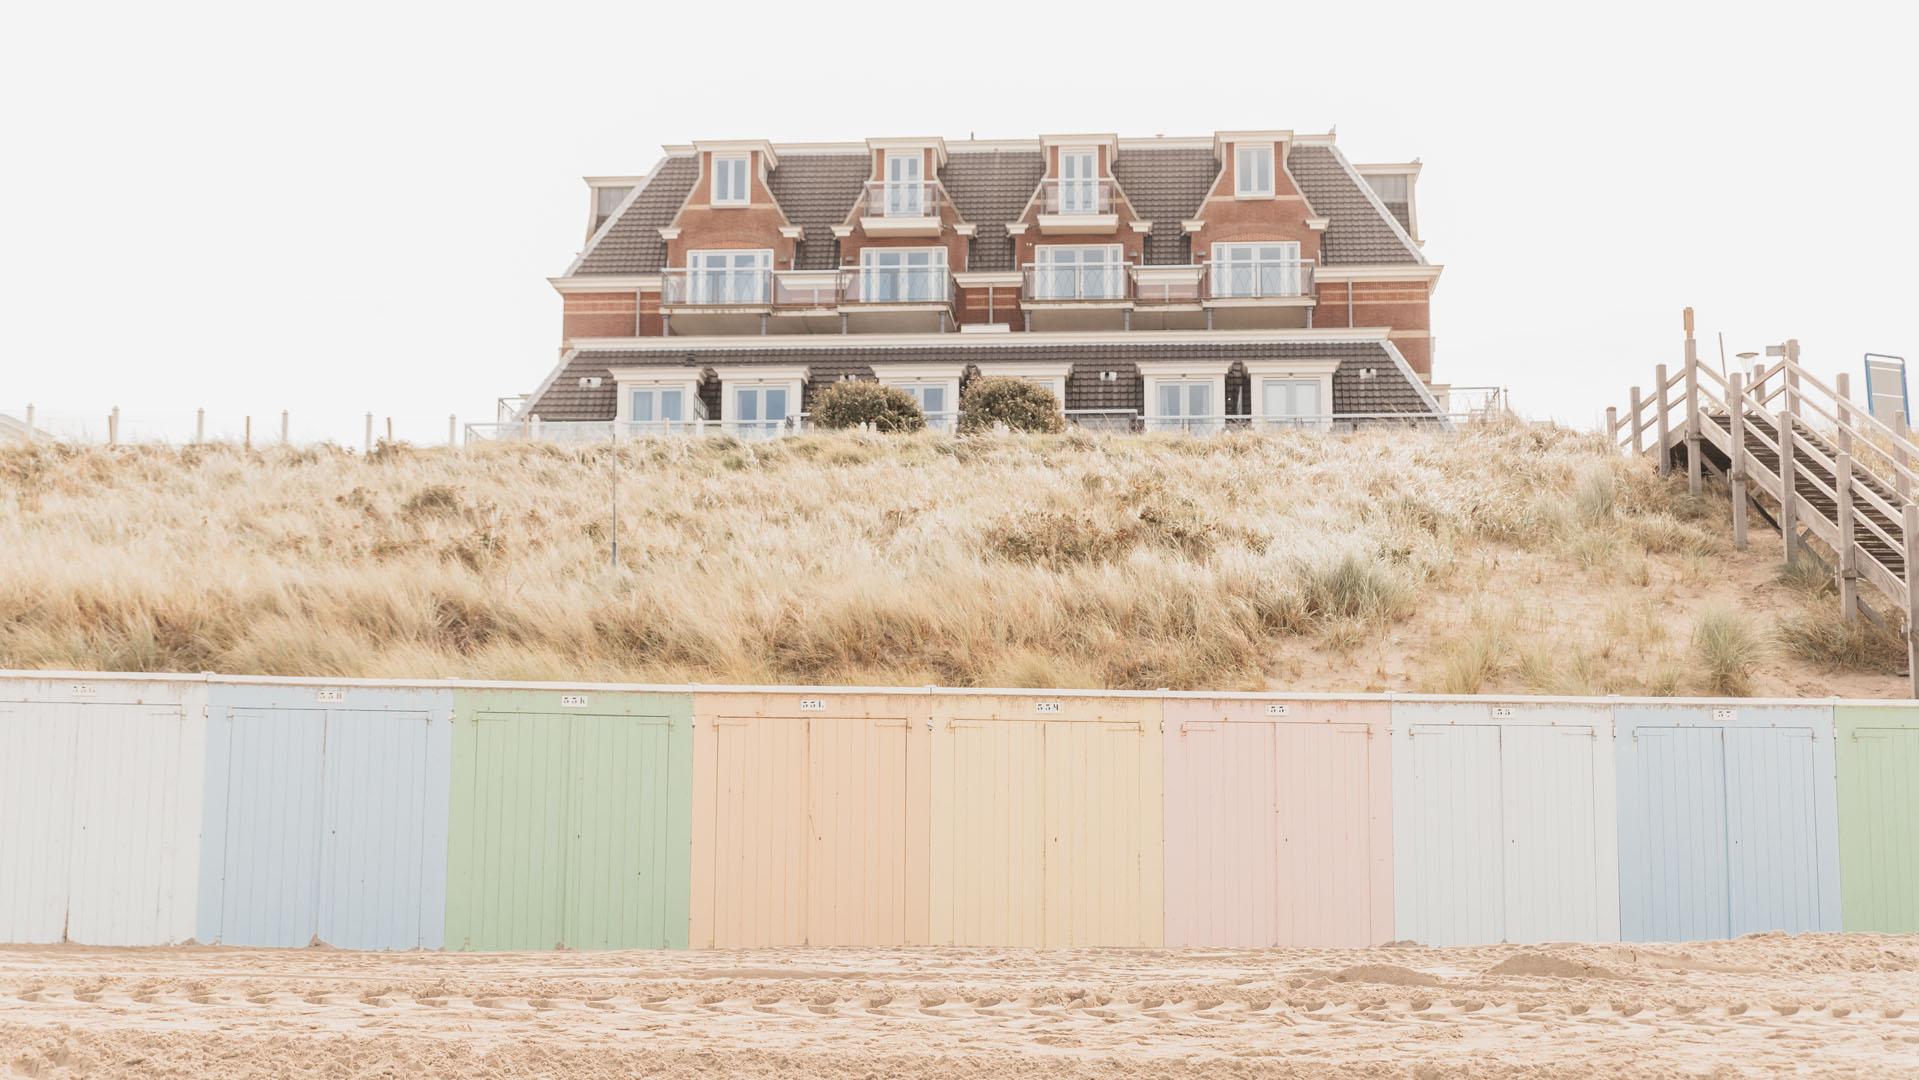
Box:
xmin=567 ymin=326 xmax=1397 ymax=353
xmin=1137 ymin=359 xmax=1232 ymax=422
xmin=1314 ymin=263 xmax=1444 ymax=285
xmin=1244 ymin=359 xmax=1339 ymax=423
xmin=1181 ymin=219 xmax=1204 ymax=233
xmin=608 ymin=365 xmax=706 ymax=423
xmin=657 ymin=227 xmax=682 ymax=241
xmin=549 ymin=274 xmax=661 ymax=294
xmin=778 ymin=225 xmax=805 ymax=240
xmin=692 ymin=139 xmax=778 ymax=169
xmin=866 ymin=136 xmax=949 ymax=167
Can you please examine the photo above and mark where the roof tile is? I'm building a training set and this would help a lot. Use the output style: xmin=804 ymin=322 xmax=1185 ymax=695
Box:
xmin=1286 ymin=145 xmax=1422 ymax=265
xmin=574 ymin=155 xmax=699 ymax=275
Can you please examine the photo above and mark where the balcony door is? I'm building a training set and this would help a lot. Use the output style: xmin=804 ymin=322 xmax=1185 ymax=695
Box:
xmin=730 ymin=384 xmax=791 ymax=439
xmin=1260 ymin=378 xmax=1324 ymax=427
xmin=1155 ymin=380 xmax=1216 ymax=428
xmin=687 ymin=249 xmax=770 ymax=304
xmin=1210 ymin=243 xmax=1302 ymax=298
xmin=885 ymin=152 xmax=924 ymax=217
xmin=1033 ymin=245 xmax=1123 ymax=300
xmin=629 ymin=386 xmax=690 ymax=429
xmin=861 ymin=248 xmax=946 ymax=303
xmin=1059 ymin=149 xmax=1098 ymax=214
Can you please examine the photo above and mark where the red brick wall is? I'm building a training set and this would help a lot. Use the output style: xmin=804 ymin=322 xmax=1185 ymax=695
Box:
xmin=1313 ymin=279 xmax=1434 ymax=376
xmin=562 ymin=292 xmax=638 ymax=340
xmin=1189 ymin=139 xmax=1322 ymax=264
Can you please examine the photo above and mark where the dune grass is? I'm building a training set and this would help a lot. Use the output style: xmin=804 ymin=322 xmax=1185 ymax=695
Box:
xmin=0 ymin=419 xmax=1883 ymax=693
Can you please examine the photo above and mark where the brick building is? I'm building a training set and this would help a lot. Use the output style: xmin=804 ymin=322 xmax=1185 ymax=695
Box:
xmin=521 ymin=131 xmax=1444 ymax=433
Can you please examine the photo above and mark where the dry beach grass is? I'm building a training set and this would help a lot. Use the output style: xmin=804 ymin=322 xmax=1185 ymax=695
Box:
xmin=0 ymin=419 xmax=1905 ymax=696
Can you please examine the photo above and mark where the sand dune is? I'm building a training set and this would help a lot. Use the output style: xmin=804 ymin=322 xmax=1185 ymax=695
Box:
xmin=3 ymin=934 xmax=1916 ymax=1077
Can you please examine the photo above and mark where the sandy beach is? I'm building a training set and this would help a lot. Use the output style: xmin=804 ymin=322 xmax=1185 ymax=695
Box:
xmin=3 ymin=934 xmax=1916 ymax=1077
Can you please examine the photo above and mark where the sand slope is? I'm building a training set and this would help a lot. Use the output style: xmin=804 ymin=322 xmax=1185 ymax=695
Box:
xmin=3 ymin=935 xmax=1916 ymax=1077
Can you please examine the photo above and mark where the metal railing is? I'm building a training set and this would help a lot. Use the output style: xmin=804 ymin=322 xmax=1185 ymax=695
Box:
xmin=1063 ymin=410 xmax=1461 ymax=435
xmin=1038 ymin=178 xmax=1117 ymax=215
xmin=659 ymin=267 xmax=772 ymax=306
xmin=862 ymin=181 xmax=945 ymax=219
xmin=1207 ymin=260 xmax=1316 ymax=299
xmin=1022 ymin=263 xmax=1131 ymax=302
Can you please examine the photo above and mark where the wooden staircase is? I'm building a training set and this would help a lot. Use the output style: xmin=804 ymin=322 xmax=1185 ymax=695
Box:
xmin=1609 ymin=310 xmax=1919 ymax=693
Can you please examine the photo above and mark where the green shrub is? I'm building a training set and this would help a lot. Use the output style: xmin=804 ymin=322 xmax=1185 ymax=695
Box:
xmin=958 ymin=377 xmax=1065 ymax=434
xmin=808 ymin=381 xmax=926 ymax=433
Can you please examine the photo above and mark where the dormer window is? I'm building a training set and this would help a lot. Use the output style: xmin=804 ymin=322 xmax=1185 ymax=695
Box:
xmin=712 ymin=153 xmax=750 ymax=206
xmin=1059 ymin=147 xmax=1099 ymax=213
xmin=1234 ymin=145 xmax=1274 ymax=197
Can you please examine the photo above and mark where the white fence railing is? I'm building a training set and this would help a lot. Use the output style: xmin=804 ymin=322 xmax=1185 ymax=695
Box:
xmin=6 ymin=405 xmax=465 ymax=450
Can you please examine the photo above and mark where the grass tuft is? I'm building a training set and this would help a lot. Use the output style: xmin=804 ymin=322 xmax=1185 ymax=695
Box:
xmin=1692 ymin=604 xmax=1765 ymax=696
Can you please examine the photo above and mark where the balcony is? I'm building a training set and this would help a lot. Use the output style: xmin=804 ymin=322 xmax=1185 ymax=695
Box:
xmin=1202 ymin=259 xmax=1317 ymax=330
xmin=1019 ymin=262 xmax=1131 ymax=331
xmin=1036 ymin=179 xmax=1119 ymax=234
xmin=1129 ymin=265 xmax=1207 ymax=331
xmin=860 ymin=181 xmax=946 ymax=236
xmin=765 ymin=267 xmax=955 ymax=334
xmin=659 ymin=266 xmax=772 ymax=335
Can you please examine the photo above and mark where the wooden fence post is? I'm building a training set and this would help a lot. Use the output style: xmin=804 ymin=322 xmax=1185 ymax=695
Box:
xmin=1897 ymin=411 xmax=1913 ymax=502
xmin=1786 ymin=339 xmax=1802 ymax=420
xmin=1838 ymin=452 xmax=1858 ymax=621
xmin=23 ymin=403 xmax=33 ymax=443
xmin=1780 ymin=414 xmax=1798 ymax=564
xmin=1729 ymin=372 xmax=1749 ymax=550
xmin=1606 ymin=406 xmax=1619 ymax=448
xmin=195 ymin=408 xmax=205 ymax=444
xmin=280 ymin=410 xmax=289 ymax=445
xmin=1628 ymin=386 xmax=1643 ymax=453
xmin=449 ymin=414 xmax=457 ymax=447
xmin=1684 ymin=308 xmax=1702 ymax=496
xmin=1835 ymin=372 xmax=1853 ymax=456
xmin=109 ymin=406 xmax=120 ymax=446
xmin=1905 ymin=503 xmax=1919 ymax=697
xmin=364 ymin=413 xmax=373 ymax=454
xmin=1654 ymin=364 xmax=1671 ymax=476
xmin=244 ymin=416 xmax=252 ymax=451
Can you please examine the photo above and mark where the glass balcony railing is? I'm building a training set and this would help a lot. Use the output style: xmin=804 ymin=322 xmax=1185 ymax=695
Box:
xmin=659 ymin=267 xmax=772 ymax=306
xmin=1038 ymin=178 xmax=1117 ymax=215
xmin=862 ymin=181 xmax=945 ymax=219
xmin=1022 ymin=262 xmax=1131 ymax=301
xmin=839 ymin=266 xmax=952 ymax=305
xmin=1206 ymin=260 xmax=1316 ymax=299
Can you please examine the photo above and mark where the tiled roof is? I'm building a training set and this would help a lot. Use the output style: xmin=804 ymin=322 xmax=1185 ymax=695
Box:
xmin=1286 ymin=146 xmax=1422 ymax=265
xmin=766 ymin=153 xmax=869 ymax=270
xmin=529 ymin=340 xmax=1432 ymax=419
xmin=573 ymin=155 xmax=699 ymax=275
xmin=940 ymin=150 xmax=1046 ymax=271
xmin=1379 ymin=199 xmax=1412 ymax=234
xmin=1112 ymin=147 xmax=1217 ymax=266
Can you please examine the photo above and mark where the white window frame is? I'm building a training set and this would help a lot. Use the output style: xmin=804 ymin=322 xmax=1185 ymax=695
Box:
xmin=1234 ymin=144 xmax=1275 ymax=198
xmin=1031 ymin=244 xmax=1125 ymax=300
xmin=1209 ymin=241 xmax=1304 ymax=298
xmin=1058 ymin=146 xmax=1100 ymax=214
xmin=1138 ymin=361 xmax=1231 ymax=430
xmin=968 ymin=361 xmax=1072 ymax=408
xmin=884 ymin=150 xmax=926 ymax=217
xmin=875 ymin=362 xmax=965 ymax=426
xmin=711 ymin=153 xmax=751 ymax=206
xmin=1246 ymin=360 xmax=1339 ymax=429
xmin=858 ymin=247 xmax=949 ymax=303
xmin=709 ymin=364 xmax=809 ymax=439
xmin=609 ymin=366 xmax=708 ymax=429
xmin=685 ymin=248 xmax=772 ymax=304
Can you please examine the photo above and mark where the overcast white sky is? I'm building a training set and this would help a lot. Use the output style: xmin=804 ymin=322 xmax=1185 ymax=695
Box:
xmin=3 ymin=1 xmax=1913 ymax=442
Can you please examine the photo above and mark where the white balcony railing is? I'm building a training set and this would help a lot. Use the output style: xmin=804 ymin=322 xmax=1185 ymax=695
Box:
xmin=1039 ymin=178 xmax=1117 ymax=215
xmin=862 ymin=181 xmax=944 ymax=219
xmin=1206 ymin=260 xmax=1316 ymax=299
xmin=660 ymin=267 xmax=772 ymax=306
xmin=1022 ymin=263 xmax=1130 ymax=301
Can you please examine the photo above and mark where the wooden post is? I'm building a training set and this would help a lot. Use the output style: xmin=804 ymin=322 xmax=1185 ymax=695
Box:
xmin=1628 ymin=386 xmax=1644 ymax=453
xmin=1837 ymin=452 xmax=1859 ymax=620
xmin=1906 ymin=503 xmax=1919 ymax=697
xmin=1606 ymin=406 xmax=1619 ymax=448
xmin=1898 ymin=411 xmax=1913 ymax=502
xmin=1729 ymin=373 xmax=1749 ymax=550
xmin=280 ymin=410 xmax=289 ymax=445
xmin=23 ymin=403 xmax=33 ymax=443
xmin=1836 ymin=372 xmax=1853 ymax=456
xmin=1786 ymin=339 xmax=1802 ymax=420
xmin=1780 ymin=414 xmax=1798 ymax=564
xmin=1683 ymin=309 xmax=1701 ymax=496
xmin=195 ymin=408 xmax=205 ymax=444
xmin=244 ymin=416 xmax=252 ymax=451
xmin=386 ymin=417 xmax=394 ymax=444
xmin=109 ymin=406 xmax=119 ymax=446
xmin=1654 ymin=363 xmax=1671 ymax=477
xmin=364 ymin=412 xmax=373 ymax=453
xmin=449 ymin=414 xmax=457 ymax=447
